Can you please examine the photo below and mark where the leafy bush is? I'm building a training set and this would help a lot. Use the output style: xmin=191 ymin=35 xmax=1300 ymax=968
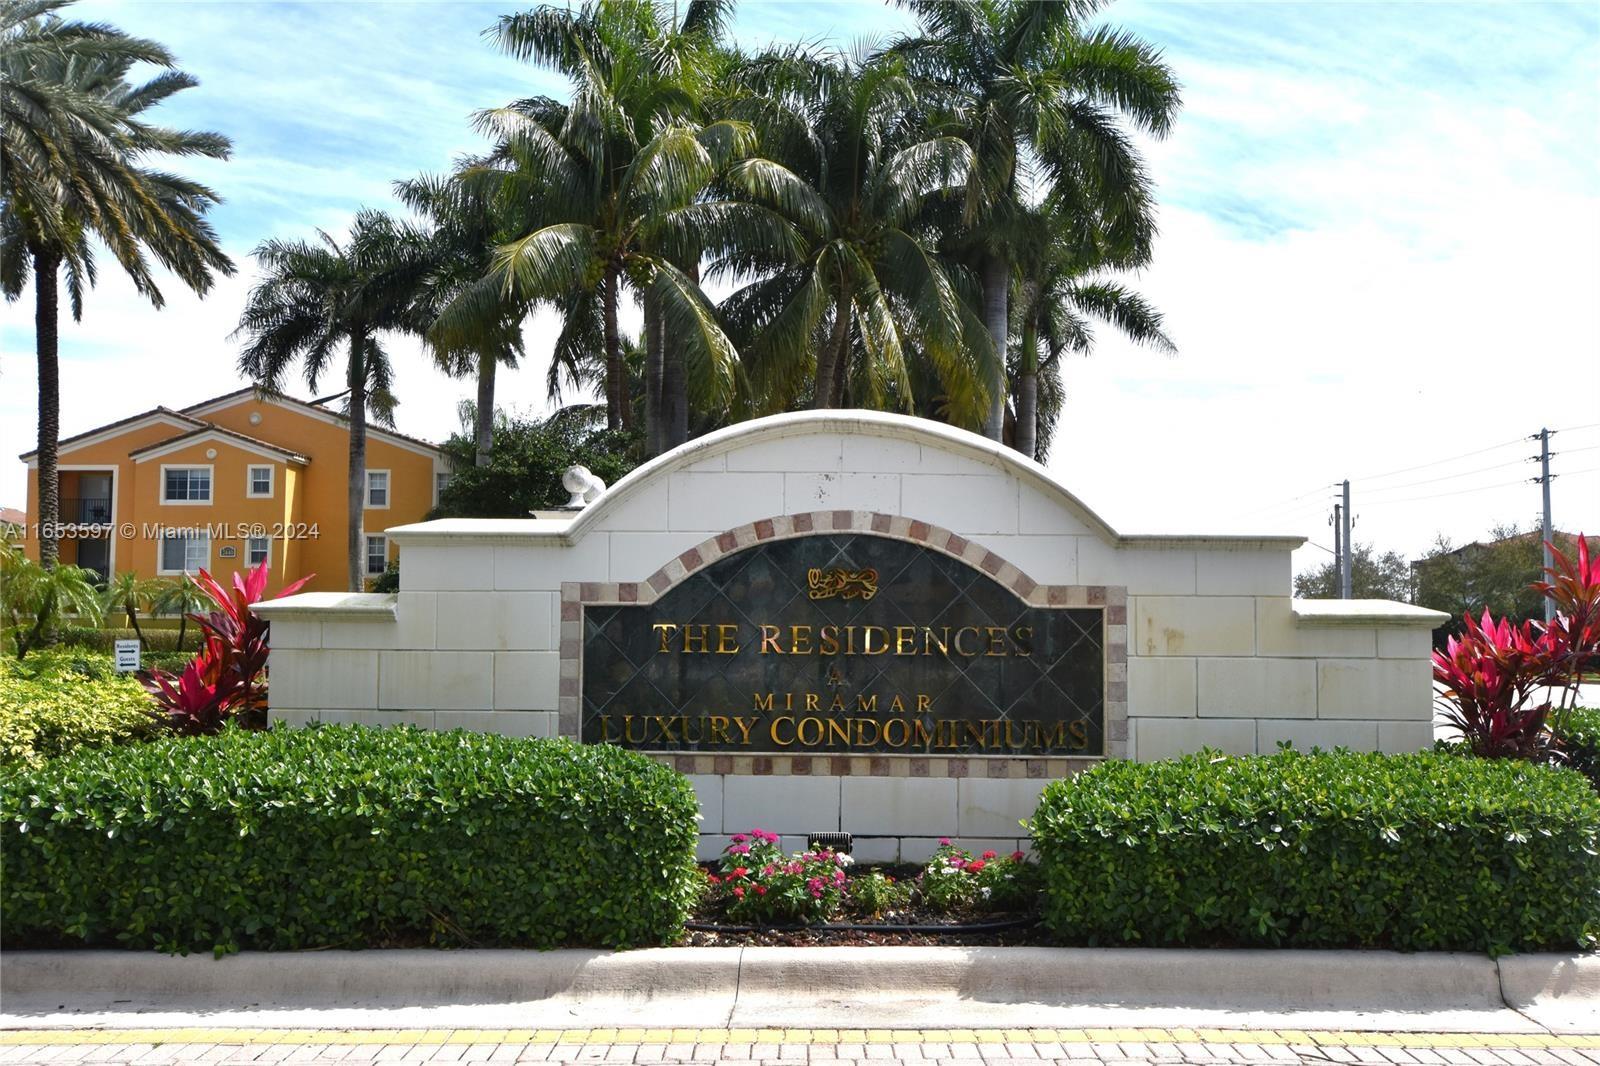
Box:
xmin=1 ymin=725 xmax=702 ymax=953
xmin=918 ymin=840 xmax=1037 ymax=914
xmin=433 ymin=409 xmax=639 ymax=519
xmin=51 ymin=627 xmax=190 ymax=653
xmin=845 ymin=870 xmax=912 ymax=919
xmin=0 ymin=649 xmax=158 ymax=764
xmin=1032 ymin=748 xmax=1600 ymax=953
xmin=1558 ymin=707 xmax=1600 ymax=793
xmin=140 ymin=562 xmax=311 ymax=734
xmin=1433 ymin=535 xmax=1599 ymax=759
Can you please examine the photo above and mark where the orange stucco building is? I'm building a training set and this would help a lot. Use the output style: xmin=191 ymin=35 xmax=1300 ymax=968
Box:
xmin=18 ymin=389 xmax=451 ymax=591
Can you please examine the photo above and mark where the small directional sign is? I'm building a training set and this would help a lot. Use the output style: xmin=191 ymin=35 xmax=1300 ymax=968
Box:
xmin=113 ymin=639 xmax=142 ymax=673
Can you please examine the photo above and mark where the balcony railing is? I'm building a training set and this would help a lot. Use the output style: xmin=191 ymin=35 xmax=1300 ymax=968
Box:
xmin=59 ymin=497 xmax=113 ymax=525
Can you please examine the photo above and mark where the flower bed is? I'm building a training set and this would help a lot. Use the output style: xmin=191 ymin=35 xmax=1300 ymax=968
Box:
xmin=1 ymin=724 xmax=701 ymax=953
xmin=691 ymin=830 xmax=1042 ymax=941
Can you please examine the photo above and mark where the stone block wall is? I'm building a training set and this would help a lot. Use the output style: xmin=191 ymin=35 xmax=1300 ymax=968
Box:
xmin=258 ymin=411 xmax=1445 ymax=859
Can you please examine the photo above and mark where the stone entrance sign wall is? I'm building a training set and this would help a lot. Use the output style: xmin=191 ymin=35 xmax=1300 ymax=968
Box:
xmin=257 ymin=411 xmax=1446 ymax=861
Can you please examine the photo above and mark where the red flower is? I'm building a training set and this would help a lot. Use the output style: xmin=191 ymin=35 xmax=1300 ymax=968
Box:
xmin=755 ymin=886 xmax=767 ymax=896
xmin=968 ymin=859 xmax=987 ymax=872
xmin=1010 ymin=850 xmax=1025 ymax=862
xmin=732 ymin=886 xmax=745 ymax=899
xmin=981 ymin=850 xmax=998 ymax=860
xmin=731 ymin=867 xmax=749 ymax=879
xmin=707 ymin=874 xmax=721 ymax=884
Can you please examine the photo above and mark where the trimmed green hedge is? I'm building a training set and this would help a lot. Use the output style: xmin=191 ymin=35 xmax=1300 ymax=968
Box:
xmin=1 ymin=725 xmax=701 ymax=954
xmin=1031 ymin=749 xmax=1600 ymax=953
xmin=1559 ymin=708 xmax=1600 ymax=793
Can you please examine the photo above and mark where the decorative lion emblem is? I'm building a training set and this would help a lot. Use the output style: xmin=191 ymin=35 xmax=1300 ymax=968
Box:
xmin=807 ymin=567 xmax=879 ymax=601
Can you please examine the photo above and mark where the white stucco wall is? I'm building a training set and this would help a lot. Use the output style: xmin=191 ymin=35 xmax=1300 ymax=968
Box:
xmin=258 ymin=411 xmax=1445 ymax=858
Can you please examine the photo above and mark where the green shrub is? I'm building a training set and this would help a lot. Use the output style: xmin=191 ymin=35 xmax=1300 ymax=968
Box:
xmin=0 ymin=649 xmax=159 ymax=764
xmin=1 ymin=725 xmax=701 ymax=953
xmin=54 ymin=625 xmax=194 ymax=653
xmin=1031 ymin=748 xmax=1600 ymax=953
xmin=1558 ymin=708 xmax=1600 ymax=793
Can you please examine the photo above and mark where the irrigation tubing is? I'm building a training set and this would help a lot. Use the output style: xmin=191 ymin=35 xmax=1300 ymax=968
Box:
xmin=686 ymin=917 xmax=1036 ymax=934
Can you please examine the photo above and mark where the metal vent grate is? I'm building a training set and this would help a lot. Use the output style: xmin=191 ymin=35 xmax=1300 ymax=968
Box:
xmin=807 ymin=832 xmax=853 ymax=854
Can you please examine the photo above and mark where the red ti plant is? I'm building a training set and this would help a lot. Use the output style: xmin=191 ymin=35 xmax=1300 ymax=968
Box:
xmin=1433 ymin=535 xmax=1599 ymax=759
xmin=140 ymin=561 xmax=313 ymax=734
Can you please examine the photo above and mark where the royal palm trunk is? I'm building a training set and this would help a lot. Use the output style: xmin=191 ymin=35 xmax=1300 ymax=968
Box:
xmin=346 ymin=330 xmax=368 ymax=592
xmin=644 ymin=292 xmax=664 ymax=456
xmin=474 ymin=351 xmax=497 ymax=468
xmin=1015 ymin=320 xmax=1039 ymax=460
xmin=981 ymin=254 xmax=1008 ymax=441
xmin=602 ymin=265 xmax=624 ymax=432
xmin=32 ymin=245 xmax=62 ymax=569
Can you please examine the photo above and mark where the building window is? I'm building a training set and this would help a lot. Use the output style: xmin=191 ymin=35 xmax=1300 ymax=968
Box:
xmin=162 ymin=466 xmax=211 ymax=503
xmin=365 ymin=534 xmax=388 ymax=576
xmin=435 ymin=471 xmax=451 ymax=504
xmin=247 ymin=465 xmax=274 ymax=497
xmin=159 ymin=530 xmax=210 ymax=574
xmin=365 ymin=470 xmax=389 ymax=508
xmin=246 ymin=536 xmax=270 ymax=567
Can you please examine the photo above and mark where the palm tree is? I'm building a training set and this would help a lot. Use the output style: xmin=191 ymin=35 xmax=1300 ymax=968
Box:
xmin=152 ymin=575 xmax=208 ymax=652
xmin=476 ymin=0 xmax=812 ymax=443
xmin=397 ymin=172 xmax=526 ymax=468
xmin=1 ymin=541 xmax=102 ymax=659
xmin=717 ymin=45 xmax=987 ymax=422
xmin=888 ymin=0 xmax=1180 ymax=441
xmin=101 ymin=570 xmax=162 ymax=649
xmin=1010 ymin=212 xmax=1174 ymax=460
xmin=1 ymin=0 xmax=233 ymax=566
xmin=233 ymin=211 xmax=429 ymax=591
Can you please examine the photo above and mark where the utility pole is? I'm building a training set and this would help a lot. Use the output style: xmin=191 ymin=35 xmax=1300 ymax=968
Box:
xmin=1332 ymin=502 xmax=1344 ymax=597
xmin=1340 ymin=479 xmax=1353 ymax=599
xmin=1536 ymin=428 xmax=1555 ymax=623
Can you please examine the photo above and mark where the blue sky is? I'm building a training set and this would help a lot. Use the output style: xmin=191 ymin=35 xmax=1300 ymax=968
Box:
xmin=2 ymin=0 xmax=1597 ymax=565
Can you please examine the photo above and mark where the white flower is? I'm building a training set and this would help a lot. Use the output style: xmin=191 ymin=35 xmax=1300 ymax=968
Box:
xmin=836 ymin=853 xmax=855 ymax=866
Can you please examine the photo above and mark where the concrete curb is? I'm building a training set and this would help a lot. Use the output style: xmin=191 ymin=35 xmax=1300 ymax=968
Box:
xmin=2 ymin=948 xmax=1594 ymax=1033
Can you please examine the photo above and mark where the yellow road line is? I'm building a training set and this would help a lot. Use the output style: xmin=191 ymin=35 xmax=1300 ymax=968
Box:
xmin=0 ymin=1027 xmax=1592 ymax=1047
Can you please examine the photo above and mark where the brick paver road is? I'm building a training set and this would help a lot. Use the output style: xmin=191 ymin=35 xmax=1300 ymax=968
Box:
xmin=3 ymin=1028 xmax=1598 ymax=1066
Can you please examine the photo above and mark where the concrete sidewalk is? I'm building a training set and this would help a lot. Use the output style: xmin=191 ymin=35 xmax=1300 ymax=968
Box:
xmin=3 ymin=948 xmax=1595 ymax=1037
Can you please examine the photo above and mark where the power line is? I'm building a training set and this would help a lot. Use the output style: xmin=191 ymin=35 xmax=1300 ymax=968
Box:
xmin=1359 ymin=454 xmax=1534 ymax=496
xmin=1351 ymin=433 xmax=1529 ymax=483
xmin=1359 ymin=467 xmax=1600 ymax=507
xmin=1238 ymin=482 xmax=1338 ymax=518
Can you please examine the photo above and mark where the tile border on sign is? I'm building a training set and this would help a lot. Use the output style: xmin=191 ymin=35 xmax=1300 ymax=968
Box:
xmin=559 ymin=510 xmax=1129 ymax=769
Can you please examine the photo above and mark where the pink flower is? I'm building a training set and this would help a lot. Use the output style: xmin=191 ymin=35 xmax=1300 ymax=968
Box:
xmin=1010 ymin=850 xmax=1025 ymax=862
xmin=732 ymin=886 xmax=744 ymax=899
xmin=762 ymin=864 xmax=775 ymax=876
xmin=832 ymin=868 xmax=846 ymax=884
xmin=731 ymin=833 xmax=748 ymax=844
xmin=728 ymin=843 xmax=750 ymax=855
xmin=982 ymin=850 xmax=998 ymax=860
xmin=939 ymin=837 xmax=952 ymax=846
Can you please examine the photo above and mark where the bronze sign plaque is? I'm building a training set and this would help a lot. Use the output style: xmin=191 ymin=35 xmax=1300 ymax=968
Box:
xmin=580 ymin=534 xmax=1104 ymax=756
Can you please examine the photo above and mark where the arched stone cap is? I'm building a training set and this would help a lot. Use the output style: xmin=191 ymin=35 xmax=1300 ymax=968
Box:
xmin=387 ymin=410 xmax=1305 ymax=550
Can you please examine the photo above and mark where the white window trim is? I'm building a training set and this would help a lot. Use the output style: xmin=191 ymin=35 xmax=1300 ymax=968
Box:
xmin=159 ymin=463 xmax=214 ymax=505
xmin=245 ymin=535 xmax=271 ymax=567
xmin=364 ymin=532 xmax=389 ymax=576
xmin=365 ymin=469 xmax=391 ymax=509
xmin=246 ymin=465 xmax=275 ymax=498
xmin=157 ymin=529 xmax=211 ymax=576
